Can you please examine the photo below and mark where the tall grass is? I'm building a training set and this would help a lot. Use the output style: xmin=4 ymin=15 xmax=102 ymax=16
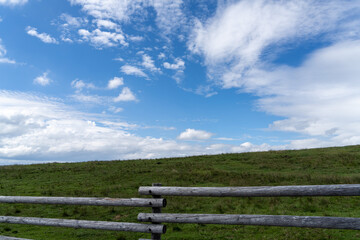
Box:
xmin=0 ymin=145 xmax=360 ymax=239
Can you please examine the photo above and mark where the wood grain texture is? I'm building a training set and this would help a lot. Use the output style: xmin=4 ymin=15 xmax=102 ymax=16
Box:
xmin=0 ymin=216 xmax=166 ymax=234
xmin=138 ymin=213 xmax=360 ymax=230
xmin=0 ymin=236 xmax=32 ymax=240
xmin=0 ymin=196 xmax=166 ymax=207
xmin=139 ymin=184 xmax=360 ymax=197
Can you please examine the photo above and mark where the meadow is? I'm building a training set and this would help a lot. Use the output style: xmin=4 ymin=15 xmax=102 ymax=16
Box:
xmin=1 ymin=145 xmax=360 ymax=239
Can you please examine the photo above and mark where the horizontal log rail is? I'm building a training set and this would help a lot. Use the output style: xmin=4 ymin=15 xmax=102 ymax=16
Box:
xmin=0 ymin=216 xmax=166 ymax=234
xmin=0 ymin=236 xmax=32 ymax=240
xmin=139 ymin=184 xmax=360 ymax=197
xmin=0 ymin=196 xmax=166 ymax=208
xmin=138 ymin=213 xmax=360 ymax=230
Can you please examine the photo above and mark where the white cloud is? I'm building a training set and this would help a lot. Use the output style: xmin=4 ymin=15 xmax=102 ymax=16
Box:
xmin=71 ymin=79 xmax=95 ymax=92
xmin=163 ymin=57 xmax=185 ymax=83
xmin=70 ymin=0 xmax=186 ymax=36
xmin=163 ymin=58 xmax=185 ymax=70
xmin=1 ymin=90 xmax=327 ymax=164
xmin=57 ymin=13 xmax=88 ymax=43
xmin=178 ymin=128 xmax=213 ymax=141
xmin=114 ymin=57 xmax=124 ymax=62
xmin=128 ymin=36 xmax=143 ymax=42
xmin=108 ymin=106 xmax=123 ymax=113
xmin=0 ymin=39 xmax=15 ymax=64
xmin=152 ymin=0 xmax=185 ymax=35
xmin=94 ymin=19 xmax=119 ymax=30
xmin=121 ymin=65 xmax=148 ymax=78
xmin=33 ymin=72 xmax=51 ymax=86
xmin=26 ymin=26 xmax=58 ymax=44
xmin=158 ymin=52 xmax=165 ymax=59
xmin=186 ymin=0 xmax=360 ymax=149
xmin=188 ymin=0 xmax=360 ymax=88
xmin=78 ymin=28 xmax=127 ymax=48
xmin=0 ymin=90 xmax=220 ymax=163
xmin=245 ymin=40 xmax=360 ymax=147
xmin=0 ymin=0 xmax=27 ymax=6
xmin=107 ymin=77 xmax=124 ymax=89
xmin=71 ymin=94 xmax=104 ymax=104
xmin=142 ymin=54 xmax=160 ymax=72
xmin=114 ymin=87 xmax=137 ymax=102
xmin=69 ymin=0 xmax=141 ymax=22
xmin=60 ymin=13 xmax=86 ymax=28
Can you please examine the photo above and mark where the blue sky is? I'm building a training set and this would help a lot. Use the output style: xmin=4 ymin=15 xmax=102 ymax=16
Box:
xmin=1 ymin=0 xmax=360 ymax=164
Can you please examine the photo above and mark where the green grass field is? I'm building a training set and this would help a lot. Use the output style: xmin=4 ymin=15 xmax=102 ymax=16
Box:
xmin=1 ymin=145 xmax=360 ymax=239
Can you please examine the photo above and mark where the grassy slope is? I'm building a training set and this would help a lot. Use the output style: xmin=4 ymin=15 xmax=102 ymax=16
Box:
xmin=0 ymin=145 xmax=360 ymax=239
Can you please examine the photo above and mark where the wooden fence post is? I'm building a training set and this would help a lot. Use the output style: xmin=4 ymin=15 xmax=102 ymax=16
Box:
xmin=151 ymin=183 xmax=162 ymax=240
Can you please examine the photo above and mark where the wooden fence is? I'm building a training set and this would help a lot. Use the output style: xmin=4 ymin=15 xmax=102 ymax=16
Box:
xmin=137 ymin=184 xmax=360 ymax=239
xmin=1 ymin=184 xmax=360 ymax=239
xmin=0 ymin=194 xmax=166 ymax=240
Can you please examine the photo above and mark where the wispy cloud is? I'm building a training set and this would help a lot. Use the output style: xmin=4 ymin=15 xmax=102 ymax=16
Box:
xmin=78 ymin=28 xmax=127 ymax=48
xmin=0 ymin=0 xmax=27 ymax=6
xmin=0 ymin=39 xmax=16 ymax=64
xmin=187 ymin=0 xmax=360 ymax=149
xmin=163 ymin=57 xmax=185 ymax=70
xmin=163 ymin=57 xmax=185 ymax=83
xmin=142 ymin=54 xmax=160 ymax=72
xmin=189 ymin=0 xmax=360 ymax=88
xmin=71 ymin=79 xmax=95 ymax=92
xmin=120 ymin=65 xmax=148 ymax=78
xmin=70 ymin=0 xmax=186 ymax=36
xmin=26 ymin=26 xmax=58 ymax=44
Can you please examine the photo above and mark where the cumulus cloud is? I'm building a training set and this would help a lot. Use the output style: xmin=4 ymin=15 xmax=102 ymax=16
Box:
xmin=163 ymin=57 xmax=185 ymax=83
xmin=94 ymin=19 xmax=119 ymax=30
xmin=114 ymin=87 xmax=137 ymax=102
xmin=78 ymin=28 xmax=127 ymax=48
xmin=0 ymin=90 xmax=210 ymax=163
xmin=187 ymin=0 xmax=360 ymax=149
xmin=107 ymin=77 xmax=124 ymax=89
xmin=121 ymin=65 xmax=148 ymax=78
xmin=163 ymin=58 xmax=185 ymax=70
xmin=0 ymin=0 xmax=27 ymax=6
xmin=247 ymin=40 xmax=360 ymax=146
xmin=178 ymin=128 xmax=213 ymax=140
xmin=0 ymin=90 xmax=317 ymax=164
xmin=189 ymin=0 xmax=360 ymax=88
xmin=33 ymin=72 xmax=51 ymax=86
xmin=70 ymin=0 xmax=185 ymax=36
xmin=26 ymin=26 xmax=58 ymax=44
xmin=142 ymin=54 xmax=160 ymax=72
xmin=0 ymin=39 xmax=15 ymax=64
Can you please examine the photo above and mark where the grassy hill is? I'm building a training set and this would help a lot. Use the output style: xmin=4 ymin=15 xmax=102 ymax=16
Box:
xmin=1 ymin=145 xmax=360 ymax=239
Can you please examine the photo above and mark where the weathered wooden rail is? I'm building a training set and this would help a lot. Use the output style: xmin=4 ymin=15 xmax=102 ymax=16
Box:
xmin=0 ymin=195 xmax=166 ymax=240
xmin=139 ymin=184 xmax=360 ymax=197
xmin=138 ymin=213 xmax=360 ymax=230
xmin=1 ymin=184 xmax=360 ymax=239
xmin=0 ymin=196 xmax=166 ymax=207
xmin=138 ymin=184 xmax=360 ymax=232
